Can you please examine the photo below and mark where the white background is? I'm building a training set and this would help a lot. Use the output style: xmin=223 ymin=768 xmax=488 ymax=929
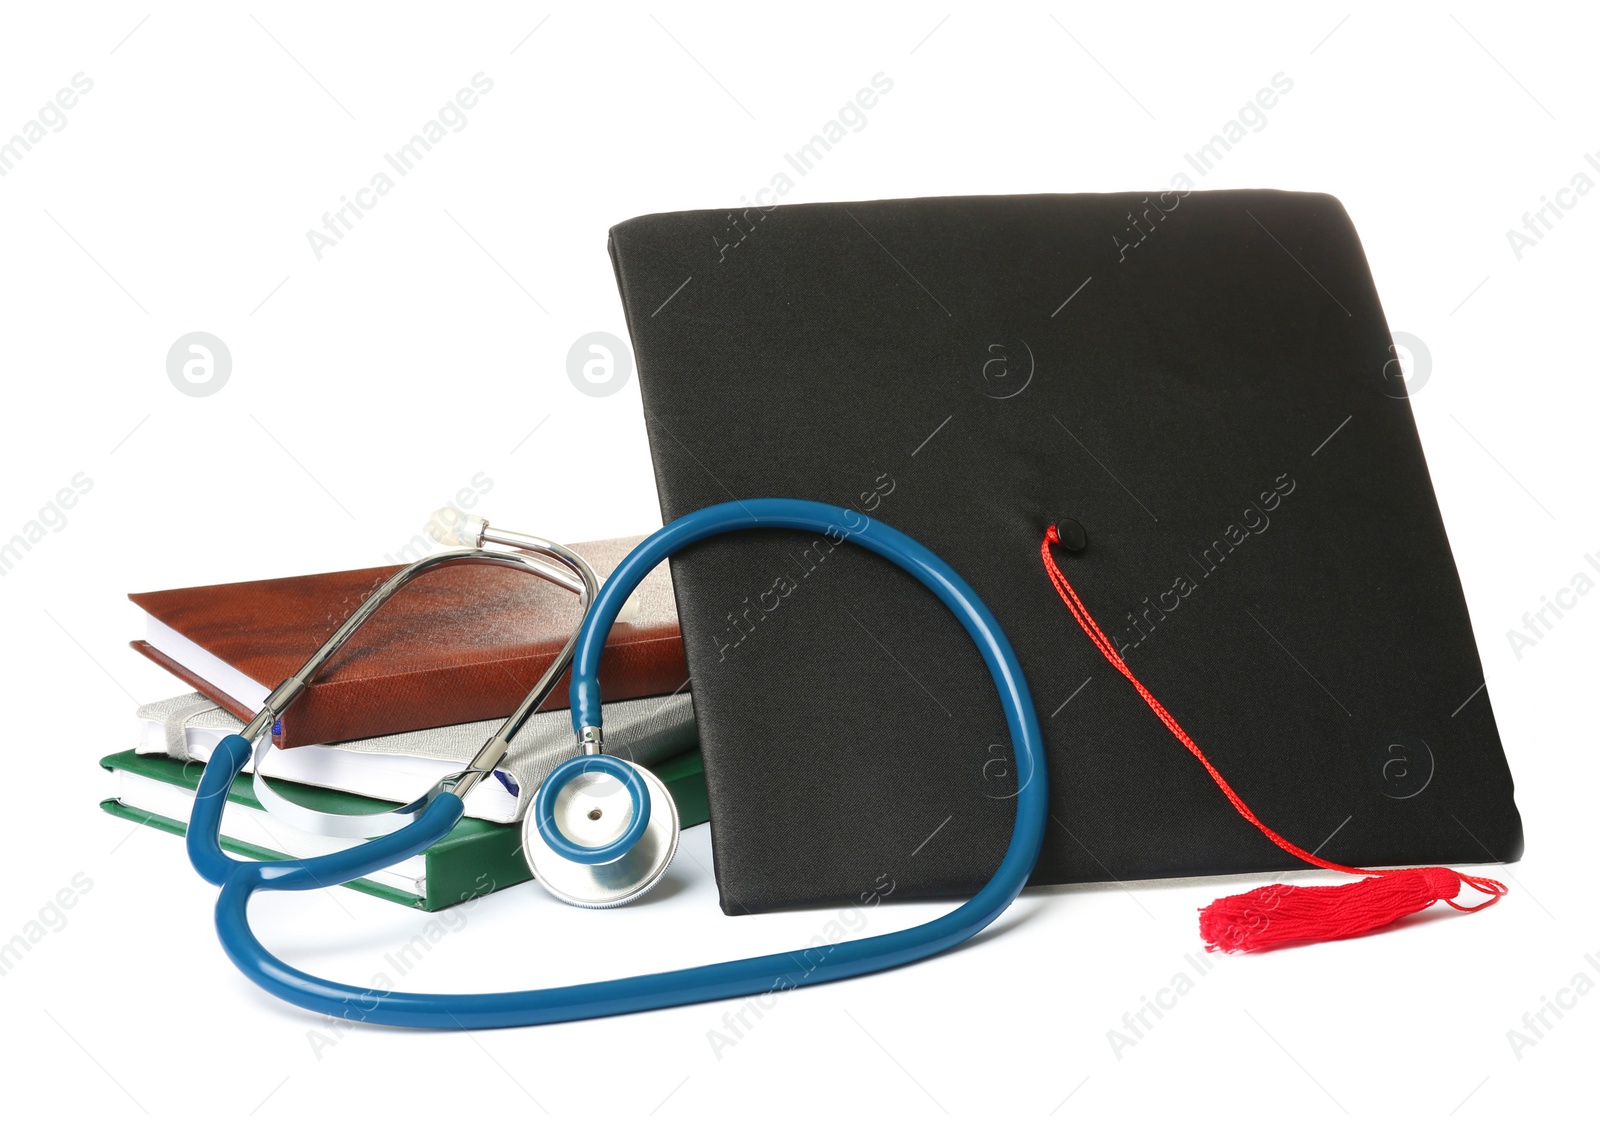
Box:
xmin=0 ymin=2 xmax=1595 ymax=1126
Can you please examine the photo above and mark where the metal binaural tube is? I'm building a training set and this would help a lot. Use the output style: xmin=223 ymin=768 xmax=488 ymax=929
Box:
xmin=240 ymin=530 xmax=601 ymax=834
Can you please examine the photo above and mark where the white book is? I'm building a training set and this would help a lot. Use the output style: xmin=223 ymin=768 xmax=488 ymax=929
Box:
xmin=137 ymin=690 xmax=698 ymax=824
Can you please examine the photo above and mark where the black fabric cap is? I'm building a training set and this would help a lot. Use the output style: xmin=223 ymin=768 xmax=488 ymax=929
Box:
xmin=608 ymin=191 xmax=1523 ymax=915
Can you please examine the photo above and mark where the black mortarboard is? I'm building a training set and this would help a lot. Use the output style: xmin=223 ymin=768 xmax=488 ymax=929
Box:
xmin=607 ymin=190 xmax=1523 ymax=924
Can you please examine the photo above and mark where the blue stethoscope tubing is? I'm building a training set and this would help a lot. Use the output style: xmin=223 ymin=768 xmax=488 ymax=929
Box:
xmin=185 ymin=498 xmax=1049 ymax=1029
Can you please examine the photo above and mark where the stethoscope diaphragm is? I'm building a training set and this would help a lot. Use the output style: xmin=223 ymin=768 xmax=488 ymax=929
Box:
xmin=522 ymin=755 xmax=680 ymax=909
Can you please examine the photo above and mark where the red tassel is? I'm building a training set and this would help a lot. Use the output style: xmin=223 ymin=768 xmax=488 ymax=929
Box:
xmin=1040 ymin=526 xmax=1509 ymax=953
xmin=1198 ymin=867 xmax=1507 ymax=953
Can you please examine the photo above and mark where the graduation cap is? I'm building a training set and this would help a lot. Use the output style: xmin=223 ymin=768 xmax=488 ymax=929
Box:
xmin=607 ymin=190 xmax=1522 ymax=951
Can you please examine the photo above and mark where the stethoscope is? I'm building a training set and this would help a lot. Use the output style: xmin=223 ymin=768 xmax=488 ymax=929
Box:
xmin=184 ymin=498 xmax=1047 ymax=1029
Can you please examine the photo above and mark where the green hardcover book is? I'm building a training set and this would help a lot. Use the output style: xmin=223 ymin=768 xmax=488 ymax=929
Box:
xmin=99 ymin=748 xmax=709 ymax=912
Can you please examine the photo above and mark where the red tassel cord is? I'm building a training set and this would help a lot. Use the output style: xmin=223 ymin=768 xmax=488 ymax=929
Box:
xmin=1040 ymin=525 xmax=1507 ymax=953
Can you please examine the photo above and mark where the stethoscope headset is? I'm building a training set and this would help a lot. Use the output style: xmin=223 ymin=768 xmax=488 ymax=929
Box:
xmin=184 ymin=498 xmax=1047 ymax=1029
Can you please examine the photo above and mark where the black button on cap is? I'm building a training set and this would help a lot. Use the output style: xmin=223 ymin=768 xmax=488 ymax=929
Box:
xmin=1054 ymin=518 xmax=1088 ymax=552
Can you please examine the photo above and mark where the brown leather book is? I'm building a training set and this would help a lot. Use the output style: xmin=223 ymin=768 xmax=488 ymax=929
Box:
xmin=128 ymin=536 xmax=686 ymax=748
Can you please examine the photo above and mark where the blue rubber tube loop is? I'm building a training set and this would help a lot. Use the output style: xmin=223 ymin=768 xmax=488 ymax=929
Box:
xmin=531 ymin=754 xmax=650 ymax=863
xmin=193 ymin=499 xmax=1049 ymax=1029
xmin=187 ymin=730 xmax=463 ymax=893
xmin=186 ymin=733 xmax=255 ymax=886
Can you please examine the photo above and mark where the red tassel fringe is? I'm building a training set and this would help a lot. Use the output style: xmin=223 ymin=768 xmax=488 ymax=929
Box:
xmin=1041 ymin=525 xmax=1508 ymax=953
xmin=1202 ymin=868 xmax=1482 ymax=953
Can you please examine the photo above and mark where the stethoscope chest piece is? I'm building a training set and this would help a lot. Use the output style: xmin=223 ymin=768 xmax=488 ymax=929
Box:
xmin=523 ymin=754 xmax=680 ymax=909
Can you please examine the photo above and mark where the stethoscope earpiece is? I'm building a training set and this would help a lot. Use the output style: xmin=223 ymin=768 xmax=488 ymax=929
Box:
xmin=523 ymin=755 xmax=680 ymax=908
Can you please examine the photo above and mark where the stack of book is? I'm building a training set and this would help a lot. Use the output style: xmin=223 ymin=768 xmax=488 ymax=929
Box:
xmin=100 ymin=536 xmax=702 ymax=911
